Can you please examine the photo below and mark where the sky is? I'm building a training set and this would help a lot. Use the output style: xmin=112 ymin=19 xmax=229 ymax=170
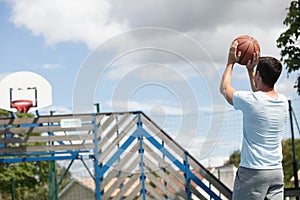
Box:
xmin=0 ymin=0 xmax=299 ymax=169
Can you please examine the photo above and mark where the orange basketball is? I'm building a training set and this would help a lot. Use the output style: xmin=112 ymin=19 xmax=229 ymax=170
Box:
xmin=235 ymin=35 xmax=260 ymax=65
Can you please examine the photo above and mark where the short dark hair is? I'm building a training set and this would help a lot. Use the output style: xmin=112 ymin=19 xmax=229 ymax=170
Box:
xmin=256 ymin=57 xmax=282 ymax=88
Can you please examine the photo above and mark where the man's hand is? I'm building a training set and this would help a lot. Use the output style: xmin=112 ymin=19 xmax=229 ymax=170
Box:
xmin=246 ymin=52 xmax=260 ymax=71
xmin=246 ymin=51 xmax=260 ymax=92
xmin=227 ymin=40 xmax=241 ymax=65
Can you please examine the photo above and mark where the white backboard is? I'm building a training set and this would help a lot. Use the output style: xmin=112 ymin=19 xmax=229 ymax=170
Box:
xmin=0 ymin=71 xmax=52 ymax=112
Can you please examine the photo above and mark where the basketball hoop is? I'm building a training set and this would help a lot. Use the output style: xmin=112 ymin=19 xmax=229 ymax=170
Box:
xmin=11 ymin=100 xmax=33 ymax=113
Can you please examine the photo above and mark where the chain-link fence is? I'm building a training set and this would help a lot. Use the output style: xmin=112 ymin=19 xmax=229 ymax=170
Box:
xmin=0 ymin=98 xmax=299 ymax=200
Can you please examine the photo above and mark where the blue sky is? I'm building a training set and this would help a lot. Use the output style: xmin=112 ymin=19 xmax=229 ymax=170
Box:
xmin=0 ymin=0 xmax=299 ymax=167
xmin=0 ymin=2 xmax=89 ymax=108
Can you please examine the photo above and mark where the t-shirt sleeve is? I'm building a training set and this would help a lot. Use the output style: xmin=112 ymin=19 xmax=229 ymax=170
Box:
xmin=232 ymin=91 xmax=248 ymax=111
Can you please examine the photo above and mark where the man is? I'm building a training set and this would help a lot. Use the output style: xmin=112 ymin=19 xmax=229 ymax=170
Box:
xmin=220 ymin=40 xmax=288 ymax=199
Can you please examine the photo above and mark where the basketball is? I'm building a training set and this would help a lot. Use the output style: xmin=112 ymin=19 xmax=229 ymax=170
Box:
xmin=234 ymin=35 xmax=260 ymax=65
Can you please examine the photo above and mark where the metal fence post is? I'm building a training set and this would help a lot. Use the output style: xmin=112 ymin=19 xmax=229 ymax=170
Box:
xmin=137 ymin=112 xmax=146 ymax=200
xmin=289 ymin=100 xmax=299 ymax=189
xmin=11 ymin=177 xmax=14 ymax=200
xmin=184 ymin=151 xmax=191 ymax=200
xmin=93 ymin=114 xmax=101 ymax=200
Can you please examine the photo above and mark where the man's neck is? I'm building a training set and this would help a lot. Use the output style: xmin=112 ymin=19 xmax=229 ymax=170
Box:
xmin=259 ymin=86 xmax=278 ymax=98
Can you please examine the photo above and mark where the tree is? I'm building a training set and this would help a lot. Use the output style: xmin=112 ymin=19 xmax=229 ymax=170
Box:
xmin=0 ymin=109 xmax=71 ymax=199
xmin=282 ymin=138 xmax=300 ymax=188
xmin=0 ymin=110 xmax=50 ymax=199
xmin=0 ymin=162 xmax=50 ymax=199
xmin=277 ymin=0 xmax=300 ymax=95
xmin=224 ymin=150 xmax=240 ymax=168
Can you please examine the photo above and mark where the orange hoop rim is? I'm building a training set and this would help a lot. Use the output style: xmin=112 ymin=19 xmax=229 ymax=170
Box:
xmin=11 ymin=100 xmax=33 ymax=113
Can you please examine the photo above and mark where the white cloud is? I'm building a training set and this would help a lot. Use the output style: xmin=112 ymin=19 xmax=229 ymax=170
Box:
xmin=276 ymin=72 xmax=299 ymax=99
xmin=8 ymin=0 xmax=127 ymax=49
xmin=7 ymin=0 xmax=294 ymax=94
xmin=108 ymin=0 xmax=290 ymax=63
xmin=38 ymin=105 xmax=72 ymax=115
xmin=7 ymin=0 xmax=291 ymax=56
xmin=105 ymin=99 xmax=184 ymax=116
xmin=109 ymin=0 xmax=288 ymax=32
xmin=105 ymin=62 xmax=201 ymax=82
xmin=41 ymin=63 xmax=64 ymax=70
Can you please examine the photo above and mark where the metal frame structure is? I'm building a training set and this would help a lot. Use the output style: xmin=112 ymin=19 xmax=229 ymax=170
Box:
xmin=0 ymin=111 xmax=232 ymax=200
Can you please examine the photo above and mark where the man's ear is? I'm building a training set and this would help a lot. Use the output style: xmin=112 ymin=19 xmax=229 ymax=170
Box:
xmin=256 ymin=70 xmax=261 ymax=81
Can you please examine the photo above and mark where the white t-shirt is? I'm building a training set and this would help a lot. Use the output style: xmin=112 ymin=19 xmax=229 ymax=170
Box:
xmin=233 ymin=91 xmax=288 ymax=169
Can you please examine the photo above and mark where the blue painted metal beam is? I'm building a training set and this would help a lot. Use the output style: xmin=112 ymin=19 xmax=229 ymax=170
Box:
xmin=0 ymin=149 xmax=89 ymax=157
xmin=93 ymin=114 xmax=101 ymax=200
xmin=47 ymin=131 xmax=65 ymax=145
xmin=137 ymin=112 xmax=147 ymax=200
xmin=142 ymin=128 xmax=221 ymax=200
xmin=184 ymin=151 xmax=191 ymax=200
xmin=0 ymin=133 xmax=13 ymax=148
xmin=98 ymin=130 xmax=138 ymax=178
xmin=0 ymin=154 xmax=81 ymax=163
xmin=139 ymin=135 xmax=146 ymax=200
